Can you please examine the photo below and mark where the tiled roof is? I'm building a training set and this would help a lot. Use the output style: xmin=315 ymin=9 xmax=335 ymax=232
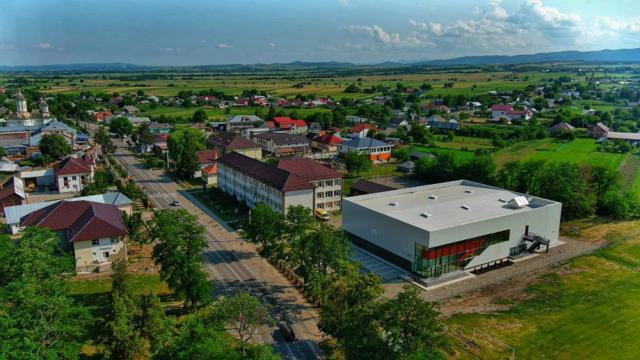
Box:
xmin=202 ymin=163 xmax=218 ymax=175
xmin=54 ymin=157 xmax=92 ymax=176
xmin=277 ymin=158 xmax=342 ymax=181
xmin=209 ymin=132 xmax=259 ymax=150
xmin=219 ymin=152 xmax=313 ymax=192
xmin=254 ymin=132 xmax=309 ymax=146
xmin=351 ymin=123 xmax=376 ymax=133
xmin=19 ymin=200 xmax=127 ymax=243
xmin=491 ymin=104 xmax=514 ymax=111
xmin=315 ymin=133 xmax=344 ymax=145
xmin=274 ymin=117 xmax=307 ymax=129
xmin=195 ymin=149 xmax=221 ymax=165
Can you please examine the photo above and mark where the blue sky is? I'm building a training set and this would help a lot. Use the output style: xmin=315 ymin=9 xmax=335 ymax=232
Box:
xmin=0 ymin=0 xmax=639 ymax=65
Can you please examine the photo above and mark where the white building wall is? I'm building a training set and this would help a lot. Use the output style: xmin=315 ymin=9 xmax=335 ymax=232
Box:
xmin=312 ymin=178 xmax=342 ymax=211
xmin=57 ymin=173 xmax=90 ymax=193
xmin=283 ymin=189 xmax=314 ymax=213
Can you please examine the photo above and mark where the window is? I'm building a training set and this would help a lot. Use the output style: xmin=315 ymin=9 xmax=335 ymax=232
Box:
xmin=92 ymin=239 xmax=99 ymax=246
xmin=317 ymin=192 xmax=324 ymax=198
xmin=325 ymin=180 xmax=333 ymax=186
xmin=334 ymin=190 xmax=341 ymax=196
xmin=325 ymin=191 xmax=333 ymax=197
xmin=103 ymin=251 xmax=110 ymax=258
xmin=317 ymin=180 xmax=324 ymax=187
xmin=317 ymin=203 xmax=324 ymax=209
xmin=335 ymin=179 xmax=341 ymax=185
xmin=72 ymin=176 xmax=77 ymax=180
xmin=334 ymin=200 xmax=341 ymax=207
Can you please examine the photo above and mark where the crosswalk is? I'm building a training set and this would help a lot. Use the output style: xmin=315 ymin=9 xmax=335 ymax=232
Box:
xmin=148 ymin=192 xmax=178 ymax=199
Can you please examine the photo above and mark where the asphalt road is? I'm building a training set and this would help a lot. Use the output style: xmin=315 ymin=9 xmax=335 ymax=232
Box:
xmin=107 ymin=137 xmax=322 ymax=360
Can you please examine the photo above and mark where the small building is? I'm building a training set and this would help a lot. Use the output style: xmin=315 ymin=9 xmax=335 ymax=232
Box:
xmin=343 ymin=180 xmax=561 ymax=279
xmin=208 ymin=132 xmax=262 ymax=160
xmin=311 ymin=133 xmax=344 ymax=152
xmin=94 ymin=111 xmax=113 ymax=123
xmin=549 ymin=122 xmax=575 ymax=134
xmin=349 ymin=179 xmax=396 ymax=196
xmin=122 ymin=105 xmax=139 ymax=114
xmin=427 ymin=116 xmax=460 ymax=131
xmin=588 ymin=122 xmax=610 ymax=139
xmin=226 ymin=115 xmax=264 ymax=133
xmin=277 ymin=157 xmax=343 ymax=212
xmin=491 ymin=104 xmax=532 ymax=122
xmin=253 ymin=132 xmax=311 ymax=158
xmin=397 ymin=160 xmax=416 ymax=173
xmin=19 ymin=200 xmax=129 ymax=273
xmin=272 ymin=117 xmax=308 ymax=134
xmin=54 ymin=157 xmax=94 ymax=193
xmin=346 ymin=115 xmax=368 ymax=124
xmin=4 ymin=191 xmax=132 ymax=234
xmin=0 ymin=177 xmax=26 ymax=216
xmin=604 ymin=131 xmax=640 ymax=146
xmin=194 ymin=149 xmax=221 ymax=179
xmin=350 ymin=123 xmax=376 ymax=138
xmin=337 ymin=137 xmax=393 ymax=162
xmin=201 ymin=163 xmax=218 ymax=187
xmin=148 ymin=121 xmax=173 ymax=135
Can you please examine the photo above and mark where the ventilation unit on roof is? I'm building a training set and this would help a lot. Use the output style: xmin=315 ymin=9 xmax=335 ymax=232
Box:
xmin=465 ymin=190 xmax=473 ymax=194
xmin=420 ymin=212 xmax=431 ymax=218
xmin=428 ymin=195 xmax=438 ymax=200
xmin=389 ymin=202 xmax=399 ymax=207
xmin=498 ymin=198 xmax=507 ymax=203
xmin=506 ymin=196 xmax=529 ymax=209
xmin=461 ymin=205 xmax=471 ymax=210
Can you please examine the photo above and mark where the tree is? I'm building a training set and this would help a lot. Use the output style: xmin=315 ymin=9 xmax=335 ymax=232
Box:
xmin=96 ymin=126 xmax=115 ymax=154
xmin=192 ymin=109 xmax=208 ymax=123
xmin=0 ymin=228 xmax=89 ymax=359
xmin=0 ymin=145 xmax=7 ymax=158
xmin=39 ymin=134 xmax=71 ymax=161
xmin=123 ymin=212 xmax=150 ymax=251
xmin=378 ymin=286 xmax=447 ymax=359
xmin=296 ymin=223 xmax=352 ymax=281
xmin=217 ymin=290 xmax=273 ymax=356
xmin=244 ymin=203 xmax=285 ymax=257
xmin=151 ymin=209 xmax=212 ymax=311
xmin=168 ymin=127 xmax=207 ymax=180
xmin=110 ymin=116 xmax=134 ymax=140
xmin=135 ymin=123 xmax=155 ymax=149
xmin=139 ymin=293 xmax=174 ymax=356
xmin=344 ymin=152 xmax=371 ymax=177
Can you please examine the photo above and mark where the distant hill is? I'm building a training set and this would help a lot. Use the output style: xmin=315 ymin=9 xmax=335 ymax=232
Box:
xmin=1 ymin=48 xmax=639 ymax=72
xmin=413 ymin=48 xmax=640 ymax=66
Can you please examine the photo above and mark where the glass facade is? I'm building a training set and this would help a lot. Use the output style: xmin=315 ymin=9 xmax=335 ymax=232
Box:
xmin=413 ymin=230 xmax=510 ymax=278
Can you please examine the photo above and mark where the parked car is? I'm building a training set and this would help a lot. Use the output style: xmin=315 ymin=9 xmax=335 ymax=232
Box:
xmin=170 ymin=199 xmax=181 ymax=206
xmin=315 ymin=208 xmax=330 ymax=221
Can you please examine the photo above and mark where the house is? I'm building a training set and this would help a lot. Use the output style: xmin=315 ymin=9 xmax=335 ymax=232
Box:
xmin=253 ymin=132 xmax=311 ymax=157
xmin=201 ymin=163 xmax=218 ymax=187
xmin=0 ymin=177 xmax=26 ymax=216
xmin=277 ymin=157 xmax=343 ymax=211
xmin=396 ymin=161 xmax=416 ymax=173
xmin=5 ymin=191 xmax=132 ymax=234
xmin=272 ymin=117 xmax=308 ymax=134
xmin=491 ymin=104 xmax=532 ymax=122
xmin=343 ymin=180 xmax=562 ymax=278
xmin=226 ymin=115 xmax=264 ymax=133
xmin=603 ymin=131 xmax=640 ymax=146
xmin=427 ymin=116 xmax=460 ymax=131
xmin=217 ymin=152 xmax=315 ymax=214
xmin=337 ymin=137 xmax=393 ymax=162
xmin=19 ymin=200 xmax=128 ymax=273
xmin=126 ymin=116 xmax=151 ymax=127
xmin=123 ymin=105 xmax=139 ymax=114
xmin=194 ymin=149 xmax=221 ymax=179
xmin=311 ymin=133 xmax=344 ymax=152
xmin=350 ymin=123 xmax=376 ymax=138
xmin=94 ymin=111 xmax=113 ymax=122
xmin=148 ymin=121 xmax=173 ymax=134
xmin=549 ymin=122 xmax=575 ymax=134
xmin=54 ymin=156 xmax=94 ymax=193
xmin=346 ymin=115 xmax=367 ymax=124
xmin=588 ymin=122 xmax=610 ymax=139
xmin=208 ymin=132 xmax=262 ymax=160
xmin=349 ymin=179 xmax=396 ymax=196
xmin=0 ymin=156 xmax=19 ymax=172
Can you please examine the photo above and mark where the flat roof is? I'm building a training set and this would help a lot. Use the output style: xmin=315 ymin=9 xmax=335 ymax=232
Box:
xmin=344 ymin=180 xmax=559 ymax=232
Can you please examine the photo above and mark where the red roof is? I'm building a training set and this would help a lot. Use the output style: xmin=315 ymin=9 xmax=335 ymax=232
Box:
xmin=20 ymin=201 xmax=127 ymax=243
xmin=55 ymin=157 xmax=92 ymax=176
xmin=315 ymin=133 xmax=344 ymax=146
xmin=195 ymin=150 xmax=221 ymax=165
xmin=351 ymin=123 xmax=376 ymax=133
xmin=491 ymin=104 xmax=514 ymax=111
xmin=277 ymin=158 xmax=342 ymax=181
xmin=227 ymin=136 xmax=259 ymax=150
xmin=265 ymin=121 xmax=276 ymax=129
xmin=218 ymin=152 xmax=313 ymax=192
xmin=202 ymin=163 xmax=218 ymax=175
xmin=274 ymin=117 xmax=307 ymax=129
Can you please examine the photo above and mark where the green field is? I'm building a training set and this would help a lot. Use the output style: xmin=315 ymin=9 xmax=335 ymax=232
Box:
xmin=434 ymin=136 xmax=494 ymax=151
xmin=447 ymin=220 xmax=640 ymax=359
xmin=138 ymin=104 xmax=329 ymax=121
xmin=493 ymin=138 xmax=627 ymax=169
xmin=410 ymin=145 xmax=476 ymax=161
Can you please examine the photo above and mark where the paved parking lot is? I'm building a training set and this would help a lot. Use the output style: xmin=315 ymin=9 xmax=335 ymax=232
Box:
xmin=352 ymin=246 xmax=408 ymax=281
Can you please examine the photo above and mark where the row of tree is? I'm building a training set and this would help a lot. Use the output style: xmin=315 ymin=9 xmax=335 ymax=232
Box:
xmin=244 ymin=205 xmax=449 ymax=359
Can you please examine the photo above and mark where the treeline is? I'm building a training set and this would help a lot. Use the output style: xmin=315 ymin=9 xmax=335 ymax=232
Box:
xmin=245 ymin=205 xmax=449 ymax=359
xmin=416 ymin=154 xmax=639 ymax=220
xmin=459 ymin=122 xmax=547 ymax=148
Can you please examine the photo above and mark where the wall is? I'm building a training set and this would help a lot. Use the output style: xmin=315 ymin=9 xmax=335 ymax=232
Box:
xmin=235 ymin=147 xmax=262 ymax=160
xmin=57 ymin=173 xmax=90 ymax=193
xmin=313 ymin=178 xmax=342 ymax=211
xmin=73 ymin=236 xmax=125 ymax=273
xmin=284 ymin=188 xmax=314 ymax=213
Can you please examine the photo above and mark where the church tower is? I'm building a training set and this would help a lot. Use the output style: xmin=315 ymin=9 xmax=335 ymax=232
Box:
xmin=15 ymin=90 xmax=30 ymax=119
xmin=38 ymin=98 xmax=50 ymax=118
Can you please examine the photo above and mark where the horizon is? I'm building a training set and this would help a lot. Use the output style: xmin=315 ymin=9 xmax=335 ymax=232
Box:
xmin=1 ymin=0 xmax=640 ymax=66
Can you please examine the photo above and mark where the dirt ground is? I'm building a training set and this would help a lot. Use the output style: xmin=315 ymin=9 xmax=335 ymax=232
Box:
xmin=73 ymin=243 xmax=159 ymax=281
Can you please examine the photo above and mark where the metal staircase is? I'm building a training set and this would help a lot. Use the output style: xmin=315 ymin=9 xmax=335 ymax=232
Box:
xmin=523 ymin=232 xmax=550 ymax=253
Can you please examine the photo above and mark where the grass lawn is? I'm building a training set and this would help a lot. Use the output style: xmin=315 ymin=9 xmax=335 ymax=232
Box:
xmin=190 ymin=188 xmax=249 ymax=221
xmin=434 ymin=136 xmax=493 ymax=151
xmin=493 ymin=138 xmax=627 ymax=169
xmin=446 ymin=219 xmax=640 ymax=359
xmin=138 ymin=104 xmax=330 ymax=121
xmin=410 ymin=145 xmax=476 ymax=162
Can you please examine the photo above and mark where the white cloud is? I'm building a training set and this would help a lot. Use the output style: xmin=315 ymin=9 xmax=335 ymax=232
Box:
xmin=217 ymin=43 xmax=231 ymax=48
xmin=0 ymin=42 xmax=16 ymax=51
xmin=159 ymin=47 xmax=182 ymax=52
xmin=596 ymin=17 xmax=640 ymax=33
xmin=269 ymin=42 xmax=277 ymax=47
xmin=348 ymin=24 xmax=423 ymax=47
xmin=339 ymin=0 xmax=350 ymax=7
xmin=36 ymin=42 xmax=51 ymax=49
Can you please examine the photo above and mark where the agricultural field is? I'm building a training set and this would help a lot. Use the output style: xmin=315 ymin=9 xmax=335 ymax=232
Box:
xmin=137 ymin=104 xmax=329 ymax=121
xmin=447 ymin=219 xmax=640 ymax=359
